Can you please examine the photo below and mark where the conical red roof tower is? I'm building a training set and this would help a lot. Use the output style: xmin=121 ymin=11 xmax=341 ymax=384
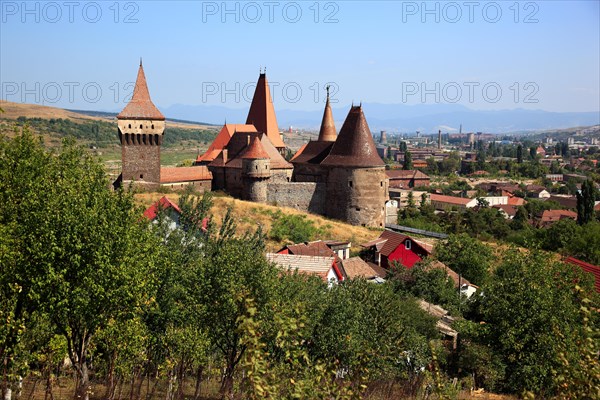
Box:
xmin=321 ymin=105 xmax=384 ymax=167
xmin=246 ymin=72 xmax=285 ymax=148
xmin=117 ymin=61 xmax=165 ymax=120
xmin=317 ymin=86 xmax=336 ymax=142
xmin=242 ymin=136 xmax=269 ymax=159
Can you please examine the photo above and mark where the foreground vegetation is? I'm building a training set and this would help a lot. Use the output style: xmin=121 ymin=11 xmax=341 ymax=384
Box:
xmin=1 ymin=131 xmax=599 ymax=400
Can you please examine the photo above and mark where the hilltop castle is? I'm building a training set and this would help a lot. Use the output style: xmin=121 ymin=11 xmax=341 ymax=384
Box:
xmin=116 ymin=64 xmax=388 ymax=227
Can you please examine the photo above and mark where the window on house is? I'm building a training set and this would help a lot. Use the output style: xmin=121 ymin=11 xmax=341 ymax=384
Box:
xmin=405 ymin=240 xmax=411 ymax=250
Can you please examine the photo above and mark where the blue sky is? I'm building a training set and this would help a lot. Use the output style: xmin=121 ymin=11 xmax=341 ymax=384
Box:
xmin=1 ymin=1 xmax=599 ymax=113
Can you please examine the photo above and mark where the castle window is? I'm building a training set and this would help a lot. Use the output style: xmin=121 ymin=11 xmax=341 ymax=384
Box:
xmin=405 ymin=240 xmax=412 ymax=250
xmin=348 ymin=181 xmax=353 ymax=187
xmin=380 ymin=181 xmax=383 ymax=187
xmin=152 ymin=124 xmax=154 ymax=129
xmin=255 ymin=165 xmax=258 ymax=170
xmin=140 ymin=174 xmax=144 ymax=179
xmin=140 ymin=124 xmax=143 ymax=129
xmin=356 ymin=207 xmax=361 ymax=211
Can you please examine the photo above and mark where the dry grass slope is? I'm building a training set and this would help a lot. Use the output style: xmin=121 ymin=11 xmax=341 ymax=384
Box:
xmin=135 ymin=192 xmax=384 ymax=252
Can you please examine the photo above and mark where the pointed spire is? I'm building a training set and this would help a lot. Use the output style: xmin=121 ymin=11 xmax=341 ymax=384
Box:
xmin=246 ymin=71 xmax=285 ymax=148
xmin=317 ymin=85 xmax=336 ymax=142
xmin=117 ymin=62 xmax=165 ymax=120
xmin=321 ymin=105 xmax=384 ymax=167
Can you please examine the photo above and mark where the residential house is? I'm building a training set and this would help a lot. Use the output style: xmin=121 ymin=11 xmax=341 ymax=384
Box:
xmin=341 ymin=257 xmax=387 ymax=282
xmin=144 ymin=196 xmax=181 ymax=230
xmin=386 ymin=170 xmax=431 ymax=189
xmin=492 ymin=204 xmax=518 ymax=219
xmin=539 ymin=209 xmax=578 ymax=227
xmin=266 ymin=253 xmax=344 ymax=285
xmin=361 ymin=230 xmax=431 ymax=269
xmin=525 ymin=184 xmax=550 ymax=199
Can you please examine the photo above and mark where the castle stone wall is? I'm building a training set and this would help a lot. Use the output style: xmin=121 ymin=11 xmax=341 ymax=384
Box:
xmin=266 ymin=182 xmax=326 ymax=215
xmin=121 ymin=143 xmax=161 ymax=185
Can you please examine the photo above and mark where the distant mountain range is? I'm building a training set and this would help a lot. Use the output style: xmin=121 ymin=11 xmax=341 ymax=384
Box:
xmin=157 ymin=103 xmax=600 ymax=134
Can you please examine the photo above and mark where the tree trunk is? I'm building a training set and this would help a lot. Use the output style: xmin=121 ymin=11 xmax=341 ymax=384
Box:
xmin=219 ymin=366 xmax=234 ymax=400
xmin=193 ymin=366 xmax=204 ymax=400
xmin=104 ymin=351 xmax=117 ymax=400
xmin=73 ymin=362 xmax=90 ymax=400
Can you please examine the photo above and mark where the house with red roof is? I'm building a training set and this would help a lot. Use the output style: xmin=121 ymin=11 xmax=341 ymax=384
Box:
xmin=361 ymin=230 xmax=431 ymax=269
xmin=266 ymin=253 xmax=344 ymax=285
xmin=539 ymin=209 xmax=577 ymax=227
xmin=143 ymin=196 xmax=208 ymax=232
xmin=386 ymin=170 xmax=430 ymax=189
xmin=143 ymin=196 xmax=182 ymax=230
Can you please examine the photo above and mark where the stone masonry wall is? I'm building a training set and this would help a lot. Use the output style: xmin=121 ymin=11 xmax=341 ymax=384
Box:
xmin=266 ymin=182 xmax=326 ymax=215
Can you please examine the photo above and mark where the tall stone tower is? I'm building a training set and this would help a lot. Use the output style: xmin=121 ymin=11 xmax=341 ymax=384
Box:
xmin=116 ymin=61 xmax=165 ymax=189
xmin=241 ymin=136 xmax=271 ymax=202
xmin=246 ymin=71 xmax=286 ymax=154
xmin=321 ymin=106 xmax=388 ymax=227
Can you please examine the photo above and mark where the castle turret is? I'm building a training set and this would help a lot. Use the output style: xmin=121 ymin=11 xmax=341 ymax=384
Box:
xmin=117 ymin=60 xmax=165 ymax=189
xmin=241 ymin=136 xmax=271 ymax=202
xmin=321 ymin=105 xmax=388 ymax=227
xmin=317 ymin=86 xmax=337 ymax=142
xmin=246 ymin=71 xmax=285 ymax=152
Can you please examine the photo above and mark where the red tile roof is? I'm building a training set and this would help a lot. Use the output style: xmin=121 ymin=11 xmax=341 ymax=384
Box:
xmin=196 ymin=124 xmax=257 ymax=163
xmin=492 ymin=204 xmax=518 ymax=217
xmin=290 ymin=140 xmax=334 ymax=165
xmin=241 ymin=136 xmax=269 ymax=159
xmin=160 ymin=166 xmax=212 ymax=183
xmin=321 ymin=106 xmax=385 ymax=168
xmin=564 ymin=257 xmax=600 ymax=293
xmin=143 ymin=196 xmax=181 ymax=220
xmin=507 ymin=196 xmax=526 ymax=206
xmin=540 ymin=209 xmax=577 ymax=224
xmin=430 ymin=194 xmax=473 ymax=206
xmin=117 ymin=63 xmax=165 ymax=120
xmin=246 ymin=73 xmax=285 ymax=148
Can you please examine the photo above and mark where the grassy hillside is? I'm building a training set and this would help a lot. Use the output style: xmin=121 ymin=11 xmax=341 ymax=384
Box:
xmin=0 ymin=101 xmax=219 ymax=166
xmin=135 ymin=192 xmax=390 ymax=253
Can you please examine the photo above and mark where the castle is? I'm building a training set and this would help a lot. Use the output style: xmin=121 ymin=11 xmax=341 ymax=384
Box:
xmin=116 ymin=64 xmax=388 ymax=227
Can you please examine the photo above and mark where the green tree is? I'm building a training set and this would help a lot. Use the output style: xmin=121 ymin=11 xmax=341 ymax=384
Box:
xmin=470 ymin=250 xmax=596 ymax=395
xmin=0 ymin=133 xmax=162 ymax=400
xmin=516 ymin=144 xmax=523 ymax=164
xmin=196 ymin=215 xmax=276 ymax=398
xmin=435 ymin=234 xmax=493 ymax=285
xmin=403 ymin=150 xmax=413 ymax=170
xmin=576 ymin=179 xmax=598 ymax=225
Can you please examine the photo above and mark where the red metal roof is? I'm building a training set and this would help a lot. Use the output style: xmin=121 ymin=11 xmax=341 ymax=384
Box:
xmin=565 ymin=257 xmax=600 ymax=293
xmin=376 ymin=230 xmax=431 ymax=257
xmin=321 ymin=106 xmax=385 ymax=168
xmin=117 ymin=62 xmax=165 ymax=120
xmin=143 ymin=196 xmax=181 ymax=220
xmin=246 ymin=73 xmax=285 ymax=148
